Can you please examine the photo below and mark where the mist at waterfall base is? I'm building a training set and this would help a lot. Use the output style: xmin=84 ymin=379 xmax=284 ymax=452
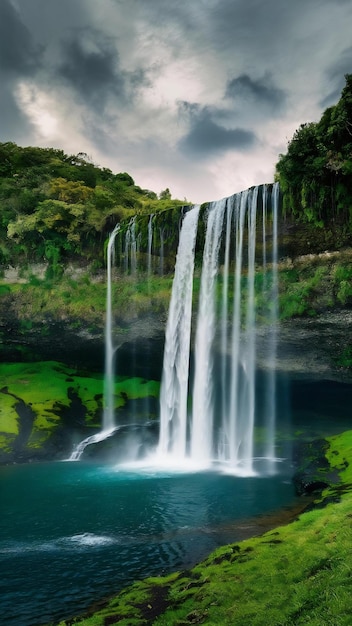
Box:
xmin=0 ymin=185 xmax=301 ymax=626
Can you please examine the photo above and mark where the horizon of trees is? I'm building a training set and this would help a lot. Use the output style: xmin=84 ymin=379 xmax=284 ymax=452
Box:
xmin=0 ymin=142 xmax=186 ymax=269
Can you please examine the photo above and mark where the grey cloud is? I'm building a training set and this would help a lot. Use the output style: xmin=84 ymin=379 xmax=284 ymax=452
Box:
xmin=0 ymin=89 xmax=35 ymax=143
xmin=113 ymin=0 xmax=196 ymax=32
xmin=0 ymin=0 xmax=41 ymax=143
xmin=179 ymin=104 xmax=257 ymax=157
xmin=56 ymin=28 xmax=150 ymax=113
xmin=320 ymin=47 xmax=352 ymax=107
xmin=0 ymin=0 xmax=41 ymax=76
xmin=321 ymin=87 xmax=345 ymax=109
xmin=226 ymin=74 xmax=286 ymax=111
xmin=203 ymin=0 xmax=296 ymax=57
xmin=58 ymin=30 xmax=126 ymax=108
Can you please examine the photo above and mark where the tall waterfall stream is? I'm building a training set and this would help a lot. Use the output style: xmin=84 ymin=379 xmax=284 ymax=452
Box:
xmin=158 ymin=184 xmax=279 ymax=474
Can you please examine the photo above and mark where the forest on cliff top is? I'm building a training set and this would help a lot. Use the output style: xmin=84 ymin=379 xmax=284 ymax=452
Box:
xmin=0 ymin=144 xmax=186 ymax=271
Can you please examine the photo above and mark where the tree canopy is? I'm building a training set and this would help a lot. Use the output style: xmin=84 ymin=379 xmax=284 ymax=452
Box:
xmin=276 ymin=74 xmax=352 ymax=226
xmin=0 ymin=143 xmax=185 ymax=268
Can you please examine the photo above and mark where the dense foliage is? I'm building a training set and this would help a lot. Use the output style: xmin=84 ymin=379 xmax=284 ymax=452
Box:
xmin=0 ymin=142 xmax=186 ymax=271
xmin=276 ymin=74 xmax=352 ymax=227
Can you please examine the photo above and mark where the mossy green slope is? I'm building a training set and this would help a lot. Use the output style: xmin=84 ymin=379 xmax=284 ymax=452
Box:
xmin=0 ymin=361 xmax=160 ymax=455
xmin=0 ymin=272 xmax=174 ymax=328
xmin=54 ymin=430 xmax=352 ymax=626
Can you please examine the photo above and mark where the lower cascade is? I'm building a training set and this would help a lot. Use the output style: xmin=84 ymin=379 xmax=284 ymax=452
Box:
xmin=158 ymin=183 xmax=279 ymax=475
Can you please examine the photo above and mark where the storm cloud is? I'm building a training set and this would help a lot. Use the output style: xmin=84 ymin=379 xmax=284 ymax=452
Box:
xmin=58 ymin=30 xmax=126 ymax=108
xmin=0 ymin=0 xmax=42 ymax=141
xmin=0 ymin=0 xmax=41 ymax=76
xmin=320 ymin=46 xmax=352 ymax=107
xmin=0 ymin=0 xmax=351 ymax=202
xmin=179 ymin=104 xmax=257 ymax=157
xmin=226 ymin=74 xmax=286 ymax=112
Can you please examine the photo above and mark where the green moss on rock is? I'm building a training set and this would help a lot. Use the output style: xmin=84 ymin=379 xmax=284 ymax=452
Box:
xmin=0 ymin=361 xmax=160 ymax=461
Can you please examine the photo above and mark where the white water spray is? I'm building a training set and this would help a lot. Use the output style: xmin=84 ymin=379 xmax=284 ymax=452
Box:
xmin=124 ymin=217 xmax=137 ymax=274
xmin=147 ymin=214 xmax=154 ymax=278
xmin=157 ymin=184 xmax=280 ymax=475
xmin=191 ymin=199 xmax=227 ymax=463
xmin=220 ymin=196 xmax=234 ymax=447
xmin=236 ymin=186 xmax=258 ymax=473
xmin=69 ymin=428 xmax=118 ymax=461
xmin=226 ymin=190 xmax=248 ymax=469
xmin=159 ymin=227 xmax=165 ymax=276
xmin=158 ymin=206 xmax=200 ymax=458
xmin=103 ymin=224 xmax=121 ymax=432
xmin=69 ymin=224 xmax=120 ymax=460
xmin=263 ymin=182 xmax=279 ymax=470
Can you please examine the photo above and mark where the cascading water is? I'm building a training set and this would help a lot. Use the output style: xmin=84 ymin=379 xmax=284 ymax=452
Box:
xmin=69 ymin=224 xmax=120 ymax=460
xmin=220 ymin=194 xmax=235 ymax=449
xmin=124 ymin=216 xmax=137 ymax=274
xmin=225 ymin=191 xmax=248 ymax=467
xmin=263 ymin=182 xmax=279 ymax=470
xmin=158 ymin=206 xmax=200 ymax=458
xmin=190 ymin=198 xmax=227 ymax=463
xmin=147 ymin=213 xmax=154 ymax=279
xmin=103 ymin=223 xmax=121 ymax=431
xmin=159 ymin=227 xmax=165 ymax=276
xmin=227 ymin=187 xmax=258 ymax=475
xmin=157 ymin=185 xmax=279 ymax=475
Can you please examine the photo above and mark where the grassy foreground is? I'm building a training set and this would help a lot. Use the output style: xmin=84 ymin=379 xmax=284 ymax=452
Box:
xmin=53 ymin=431 xmax=352 ymax=626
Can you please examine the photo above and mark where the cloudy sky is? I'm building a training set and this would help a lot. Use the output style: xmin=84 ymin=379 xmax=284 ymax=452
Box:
xmin=1 ymin=0 xmax=352 ymax=203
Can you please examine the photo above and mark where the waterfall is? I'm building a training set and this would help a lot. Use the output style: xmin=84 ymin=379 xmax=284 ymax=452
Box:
xmin=69 ymin=428 xmax=119 ymax=461
xmin=159 ymin=227 xmax=165 ymax=276
xmin=190 ymin=198 xmax=227 ymax=463
xmin=103 ymin=223 xmax=121 ymax=432
xmin=69 ymin=224 xmax=120 ymax=460
xmin=147 ymin=214 xmax=154 ymax=278
xmin=124 ymin=217 xmax=137 ymax=274
xmin=158 ymin=184 xmax=279 ymax=475
xmin=263 ymin=182 xmax=279 ymax=471
xmin=220 ymin=195 xmax=234 ymax=452
xmin=158 ymin=206 xmax=200 ymax=458
xmin=226 ymin=191 xmax=248 ymax=468
xmin=229 ymin=187 xmax=258 ymax=474
xmin=71 ymin=183 xmax=279 ymax=469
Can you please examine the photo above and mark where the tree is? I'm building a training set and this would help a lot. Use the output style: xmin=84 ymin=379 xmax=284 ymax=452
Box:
xmin=159 ymin=188 xmax=171 ymax=200
xmin=49 ymin=178 xmax=94 ymax=204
